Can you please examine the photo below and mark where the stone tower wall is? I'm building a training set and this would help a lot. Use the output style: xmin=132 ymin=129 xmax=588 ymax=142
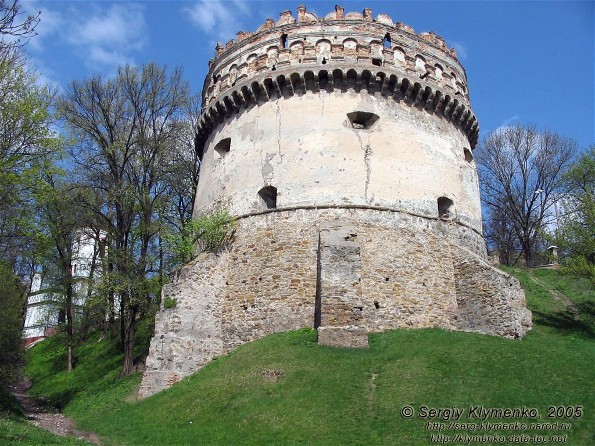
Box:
xmin=139 ymin=5 xmax=532 ymax=399
xmin=140 ymin=209 xmax=532 ymax=398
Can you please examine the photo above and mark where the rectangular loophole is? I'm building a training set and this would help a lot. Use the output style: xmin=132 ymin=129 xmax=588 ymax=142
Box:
xmin=258 ymin=185 xmax=277 ymax=209
xmin=347 ymin=111 xmax=379 ymax=129
xmin=214 ymin=138 xmax=231 ymax=158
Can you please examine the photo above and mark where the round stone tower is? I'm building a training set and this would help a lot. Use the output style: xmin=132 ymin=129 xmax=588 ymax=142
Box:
xmin=139 ymin=5 xmax=531 ymax=398
xmin=194 ymin=4 xmax=482 ymax=247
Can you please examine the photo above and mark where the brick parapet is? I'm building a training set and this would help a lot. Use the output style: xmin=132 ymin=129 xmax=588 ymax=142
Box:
xmin=197 ymin=5 xmax=478 ymax=152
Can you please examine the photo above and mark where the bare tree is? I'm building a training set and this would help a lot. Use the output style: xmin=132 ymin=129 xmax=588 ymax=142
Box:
xmin=159 ymin=93 xmax=202 ymax=274
xmin=0 ymin=0 xmax=40 ymax=53
xmin=59 ymin=63 xmax=191 ymax=375
xmin=476 ymin=125 xmax=577 ymax=266
xmin=483 ymin=206 xmax=521 ymax=266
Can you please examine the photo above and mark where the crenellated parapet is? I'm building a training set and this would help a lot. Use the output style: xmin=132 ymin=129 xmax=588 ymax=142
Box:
xmin=199 ymin=5 xmax=477 ymax=150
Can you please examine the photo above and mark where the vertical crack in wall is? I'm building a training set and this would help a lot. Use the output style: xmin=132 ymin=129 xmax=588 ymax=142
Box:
xmin=364 ymin=144 xmax=373 ymax=203
xmin=275 ymin=100 xmax=284 ymax=165
xmin=353 ymin=127 xmax=373 ymax=203
xmin=314 ymin=229 xmax=322 ymax=329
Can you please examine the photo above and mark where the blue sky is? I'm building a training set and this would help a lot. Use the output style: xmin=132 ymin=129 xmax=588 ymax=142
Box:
xmin=21 ymin=0 xmax=594 ymax=149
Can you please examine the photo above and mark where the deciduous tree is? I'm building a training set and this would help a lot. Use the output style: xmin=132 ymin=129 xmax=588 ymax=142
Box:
xmin=59 ymin=63 xmax=192 ymax=375
xmin=0 ymin=261 xmax=25 ymax=396
xmin=476 ymin=125 xmax=577 ymax=266
xmin=556 ymin=147 xmax=595 ymax=281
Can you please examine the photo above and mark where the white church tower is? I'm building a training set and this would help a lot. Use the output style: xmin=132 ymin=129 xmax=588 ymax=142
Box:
xmin=22 ymin=229 xmax=105 ymax=346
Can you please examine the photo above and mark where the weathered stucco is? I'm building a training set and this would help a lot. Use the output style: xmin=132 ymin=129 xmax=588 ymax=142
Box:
xmin=139 ymin=5 xmax=531 ymax=399
xmin=195 ymin=92 xmax=482 ymax=234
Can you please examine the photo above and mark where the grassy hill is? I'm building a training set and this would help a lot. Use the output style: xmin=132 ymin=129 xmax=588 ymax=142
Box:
xmin=3 ymin=267 xmax=594 ymax=445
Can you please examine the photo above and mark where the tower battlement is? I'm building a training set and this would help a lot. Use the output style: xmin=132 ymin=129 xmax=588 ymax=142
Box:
xmin=139 ymin=5 xmax=531 ymax=399
xmin=198 ymin=5 xmax=478 ymax=154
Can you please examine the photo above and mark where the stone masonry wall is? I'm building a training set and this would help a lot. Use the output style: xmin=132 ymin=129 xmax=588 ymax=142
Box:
xmin=138 ymin=252 xmax=228 ymax=398
xmin=140 ymin=208 xmax=532 ymax=398
xmin=452 ymin=245 xmax=532 ymax=338
xmin=221 ymin=212 xmax=318 ymax=350
xmin=359 ymin=223 xmax=459 ymax=333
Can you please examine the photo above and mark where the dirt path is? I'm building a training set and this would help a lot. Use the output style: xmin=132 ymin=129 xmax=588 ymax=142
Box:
xmin=528 ymin=271 xmax=581 ymax=320
xmin=10 ymin=376 xmax=102 ymax=445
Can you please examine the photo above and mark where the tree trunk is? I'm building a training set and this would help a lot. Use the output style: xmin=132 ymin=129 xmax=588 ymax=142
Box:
xmin=522 ymin=239 xmax=535 ymax=267
xmin=121 ymin=304 xmax=138 ymax=376
xmin=65 ymin=269 xmax=74 ymax=373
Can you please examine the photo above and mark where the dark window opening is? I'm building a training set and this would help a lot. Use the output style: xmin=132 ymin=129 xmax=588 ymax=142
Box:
xmin=438 ymin=197 xmax=454 ymax=220
xmin=347 ymin=111 xmax=379 ymax=129
xmin=464 ymin=148 xmax=473 ymax=163
xmin=214 ymin=138 xmax=231 ymax=157
xmin=322 ymin=57 xmax=327 ymax=65
xmin=281 ymin=33 xmax=288 ymax=49
xmin=258 ymin=185 xmax=277 ymax=209
xmin=383 ymin=33 xmax=391 ymax=49
xmin=372 ymin=58 xmax=382 ymax=66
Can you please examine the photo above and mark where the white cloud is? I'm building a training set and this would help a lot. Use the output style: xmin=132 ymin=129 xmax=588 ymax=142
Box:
xmin=23 ymin=2 xmax=147 ymax=75
xmin=31 ymin=58 xmax=62 ymax=92
xmin=184 ymin=0 xmax=251 ymax=45
xmin=67 ymin=4 xmax=147 ymax=71
xmin=70 ymin=4 xmax=145 ymax=50
xmin=21 ymin=1 xmax=63 ymax=52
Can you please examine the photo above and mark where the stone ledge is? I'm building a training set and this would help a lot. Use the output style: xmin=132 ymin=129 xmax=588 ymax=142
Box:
xmin=317 ymin=326 xmax=369 ymax=348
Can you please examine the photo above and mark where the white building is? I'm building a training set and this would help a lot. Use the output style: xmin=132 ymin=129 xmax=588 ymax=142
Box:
xmin=22 ymin=229 xmax=105 ymax=345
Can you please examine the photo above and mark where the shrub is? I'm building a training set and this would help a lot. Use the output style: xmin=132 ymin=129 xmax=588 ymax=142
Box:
xmin=191 ymin=209 xmax=235 ymax=253
xmin=162 ymin=296 xmax=177 ymax=309
xmin=561 ymin=255 xmax=595 ymax=285
xmin=165 ymin=209 xmax=236 ymax=265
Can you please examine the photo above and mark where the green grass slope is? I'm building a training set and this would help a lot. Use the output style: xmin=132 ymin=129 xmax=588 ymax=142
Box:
xmin=19 ymin=268 xmax=595 ymax=445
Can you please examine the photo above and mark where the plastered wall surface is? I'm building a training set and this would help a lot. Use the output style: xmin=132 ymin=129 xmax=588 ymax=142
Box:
xmin=195 ymin=92 xmax=482 ymax=233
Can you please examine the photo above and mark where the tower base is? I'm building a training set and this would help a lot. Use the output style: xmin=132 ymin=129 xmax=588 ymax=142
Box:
xmin=138 ymin=208 xmax=531 ymax=398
